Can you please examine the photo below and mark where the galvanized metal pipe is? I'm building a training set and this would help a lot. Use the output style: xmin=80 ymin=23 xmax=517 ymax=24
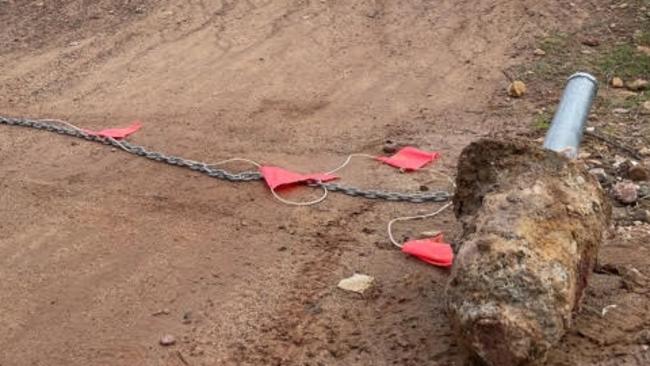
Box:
xmin=543 ymin=72 xmax=598 ymax=158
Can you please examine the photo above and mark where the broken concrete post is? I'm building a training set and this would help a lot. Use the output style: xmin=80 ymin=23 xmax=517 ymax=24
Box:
xmin=445 ymin=74 xmax=610 ymax=365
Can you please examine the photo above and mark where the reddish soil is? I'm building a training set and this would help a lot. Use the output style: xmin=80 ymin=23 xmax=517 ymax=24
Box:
xmin=0 ymin=1 xmax=648 ymax=365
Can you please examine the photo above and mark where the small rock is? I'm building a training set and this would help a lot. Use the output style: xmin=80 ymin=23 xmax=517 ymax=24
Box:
xmin=586 ymin=159 xmax=603 ymax=167
xmin=612 ymin=181 xmax=639 ymax=204
xmin=640 ymin=101 xmax=650 ymax=115
xmin=383 ymin=140 xmax=398 ymax=154
xmin=626 ymin=79 xmax=648 ymax=91
xmin=337 ymin=273 xmax=374 ymax=294
xmin=613 ymin=155 xmax=627 ymax=168
xmin=152 ymin=308 xmax=170 ymax=316
xmin=620 ymin=266 xmax=648 ymax=290
xmin=639 ymin=147 xmax=650 ymax=157
xmin=617 ymin=159 xmax=634 ymax=178
xmin=159 ymin=334 xmax=176 ymax=346
xmin=578 ymin=151 xmax=592 ymax=160
xmin=508 ymin=80 xmax=527 ymax=98
xmin=611 ymin=77 xmax=624 ymax=88
xmin=589 ymin=168 xmax=608 ymax=183
xmin=637 ymin=45 xmax=650 ymax=57
xmin=612 ymin=108 xmax=630 ymax=114
xmin=639 ymin=183 xmax=650 ymax=198
xmin=629 ymin=164 xmax=650 ymax=181
xmin=420 ymin=230 xmax=441 ymax=238
xmin=581 ymin=37 xmax=600 ymax=47
xmin=533 ymin=48 xmax=546 ymax=56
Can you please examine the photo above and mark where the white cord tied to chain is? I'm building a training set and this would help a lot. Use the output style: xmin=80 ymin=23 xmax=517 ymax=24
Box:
xmin=206 ymin=158 xmax=331 ymax=206
xmin=25 ymin=118 xmax=457 ymax=253
xmin=386 ymin=169 xmax=456 ymax=249
xmin=37 ymin=118 xmax=134 ymax=153
xmin=38 ymin=119 xmax=451 ymax=213
xmin=387 ymin=202 xmax=453 ymax=248
xmin=322 ymin=150 xmax=457 ymax=248
xmin=39 ymin=119 xmax=327 ymax=206
xmin=325 ymin=153 xmax=377 ymax=175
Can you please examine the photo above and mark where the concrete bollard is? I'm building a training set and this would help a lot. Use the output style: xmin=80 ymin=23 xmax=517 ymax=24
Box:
xmin=445 ymin=74 xmax=611 ymax=365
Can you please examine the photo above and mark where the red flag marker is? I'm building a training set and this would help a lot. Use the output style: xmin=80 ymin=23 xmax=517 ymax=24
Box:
xmin=377 ymin=146 xmax=440 ymax=171
xmin=85 ymin=121 xmax=142 ymax=139
xmin=260 ymin=166 xmax=338 ymax=190
xmin=401 ymin=234 xmax=454 ymax=267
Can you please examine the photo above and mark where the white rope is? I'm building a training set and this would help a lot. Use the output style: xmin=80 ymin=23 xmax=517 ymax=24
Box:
xmin=207 ymin=158 xmax=329 ymax=206
xmin=39 ymin=119 xmax=326 ymax=206
xmin=269 ymin=185 xmax=329 ymax=206
xmin=206 ymin=157 xmax=262 ymax=168
xmin=37 ymin=118 xmax=133 ymax=153
xmin=325 ymin=153 xmax=376 ymax=174
xmin=386 ymin=169 xmax=456 ymax=248
xmin=37 ymin=119 xmax=453 ymax=219
xmin=326 ymin=151 xmax=457 ymax=247
xmin=387 ymin=202 xmax=453 ymax=249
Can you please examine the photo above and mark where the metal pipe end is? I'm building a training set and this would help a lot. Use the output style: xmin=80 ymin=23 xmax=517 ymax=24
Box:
xmin=568 ymin=72 xmax=598 ymax=88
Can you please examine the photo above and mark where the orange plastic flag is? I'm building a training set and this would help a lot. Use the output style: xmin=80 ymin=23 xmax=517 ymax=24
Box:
xmin=260 ymin=166 xmax=338 ymax=190
xmin=377 ymin=146 xmax=440 ymax=171
xmin=401 ymin=234 xmax=454 ymax=267
xmin=85 ymin=121 xmax=142 ymax=139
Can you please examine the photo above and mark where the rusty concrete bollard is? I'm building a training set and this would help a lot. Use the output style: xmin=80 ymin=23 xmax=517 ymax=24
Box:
xmin=445 ymin=73 xmax=611 ymax=365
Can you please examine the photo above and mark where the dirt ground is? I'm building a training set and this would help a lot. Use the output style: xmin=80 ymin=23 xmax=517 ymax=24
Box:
xmin=1 ymin=1 xmax=648 ymax=365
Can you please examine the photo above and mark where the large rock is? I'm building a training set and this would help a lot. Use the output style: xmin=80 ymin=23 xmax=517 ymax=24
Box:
xmin=446 ymin=139 xmax=611 ymax=366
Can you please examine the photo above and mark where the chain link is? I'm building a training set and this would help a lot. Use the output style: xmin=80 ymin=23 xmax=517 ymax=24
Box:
xmin=0 ymin=116 xmax=452 ymax=203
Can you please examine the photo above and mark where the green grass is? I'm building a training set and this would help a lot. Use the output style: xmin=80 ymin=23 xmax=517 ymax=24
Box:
xmin=636 ymin=30 xmax=650 ymax=46
xmin=532 ymin=112 xmax=552 ymax=131
xmin=598 ymin=44 xmax=650 ymax=79
xmin=529 ymin=33 xmax=602 ymax=81
xmin=609 ymin=94 xmax=645 ymax=109
xmin=539 ymin=33 xmax=570 ymax=56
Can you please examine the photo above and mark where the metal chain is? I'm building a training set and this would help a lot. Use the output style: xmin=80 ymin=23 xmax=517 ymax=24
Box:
xmin=0 ymin=116 xmax=452 ymax=203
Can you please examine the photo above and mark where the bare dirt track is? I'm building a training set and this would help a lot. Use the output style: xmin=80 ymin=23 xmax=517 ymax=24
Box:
xmin=1 ymin=1 xmax=648 ymax=365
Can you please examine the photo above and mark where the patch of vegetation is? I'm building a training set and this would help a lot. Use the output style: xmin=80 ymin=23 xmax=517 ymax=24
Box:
xmin=604 ymin=93 xmax=647 ymax=109
xmin=527 ymin=33 xmax=600 ymax=82
xmin=539 ymin=33 xmax=570 ymax=56
xmin=597 ymin=44 xmax=650 ymax=79
xmin=532 ymin=112 xmax=552 ymax=131
xmin=636 ymin=30 xmax=650 ymax=46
